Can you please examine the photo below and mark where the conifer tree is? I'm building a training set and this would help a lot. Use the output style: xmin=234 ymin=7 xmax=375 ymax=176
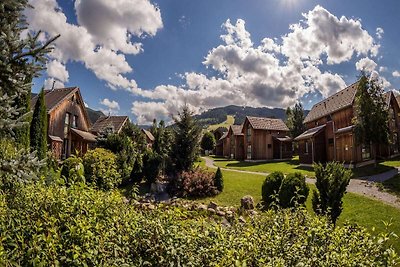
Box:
xmin=171 ymin=105 xmax=201 ymax=172
xmin=30 ymin=88 xmax=48 ymax=160
xmin=214 ymin=167 xmax=223 ymax=192
xmin=286 ymin=102 xmax=306 ymax=138
xmin=0 ymin=0 xmax=58 ymax=148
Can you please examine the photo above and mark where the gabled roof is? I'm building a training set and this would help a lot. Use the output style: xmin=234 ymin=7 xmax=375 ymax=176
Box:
xmin=91 ymin=116 xmax=129 ymax=134
xmin=294 ymin=125 xmax=326 ymax=141
xmin=229 ymin=125 xmax=244 ymax=136
xmin=142 ymin=129 xmax=155 ymax=142
xmin=245 ymin=116 xmax=289 ymax=131
xmin=273 ymin=136 xmax=292 ymax=142
xmin=304 ymin=81 xmax=359 ymax=124
xmin=219 ymin=132 xmax=228 ymax=141
xmin=31 ymin=87 xmax=91 ymax=127
xmin=71 ymin=128 xmax=97 ymax=142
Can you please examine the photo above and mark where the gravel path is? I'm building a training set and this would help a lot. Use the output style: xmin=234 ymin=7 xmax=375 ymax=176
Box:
xmin=203 ymin=157 xmax=400 ymax=209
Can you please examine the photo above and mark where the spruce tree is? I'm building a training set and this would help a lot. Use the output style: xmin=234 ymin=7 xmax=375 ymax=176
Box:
xmin=286 ymin=102 xmax=306 ymax=138
xmin=201 ymin=131 xmax=216 ymax=152
xmin=353 ymin=73 xmax=389 ymax=163
xmin=214 ymin=167 xmax=223 ymax=192
xmin=0 ymin=0 xmax=58 ymax=148
xmin=171 ymin=105 xmax=201 ymax=172
xmin=30 ymin=88 xmax=48 ymax=160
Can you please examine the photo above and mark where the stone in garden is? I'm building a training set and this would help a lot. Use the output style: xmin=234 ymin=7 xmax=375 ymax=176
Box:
xmin=208 ymin=201 xmax=218 ymax=210
xmin=240 ymin=195 xmax=255 ymax=210
xmin=198 ymin=204 xmax=208 ymax=211
xmin=216 ymin=210 xmax=226 ymax=217
xmin=148 ymin=204 xmax=155 ymax=210
xmin=207 ymin=208 xmax=216 ymax=214
xmin=238 ymin=216 xmax=246 ymax=223
xmin=221 ymin=218 xmax=231 ymax=227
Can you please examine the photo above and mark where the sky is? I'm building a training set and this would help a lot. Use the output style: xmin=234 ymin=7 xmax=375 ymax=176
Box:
xmin=26 ymin=0 xmax=400 ymax=124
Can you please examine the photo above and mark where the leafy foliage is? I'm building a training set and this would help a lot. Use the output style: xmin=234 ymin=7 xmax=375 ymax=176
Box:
xmin=151 ymin=119 xmax=173 ymax=175
xmin=279 ymin=172 xmax=309 ymax=208
xmin=0 ymin=183 xmax=398 ymax=266
xmin=312 ymin=162 xmax=352 ymax=224
xmin=201 ymin=131 xmax=216 ymax=152
xmin=214 ymin=167 xmax=224 ymax=192
xmin=83 ymin=148 xmax=121 ymax=190
xmin=141 ymin=149 xmax=163 ymax=184
xmin=353 ymin=74 xmax=389 ymax=159
xmin=178 ymin=168 xmax=218 ymax=198
xmin=286 ymin=102 xmax=306 ymax=138
xmin=61 ymin=155 xmax=85 ymax=186
xmin=130 ymin=158 xmax=143 ymax=184
xmin=171 ymin=105 xmax=202 ymax=172
xmin=261 ymin=171 xmax=284 ymax=208
xmin=29 ymin=88 xmax=48 ymax=160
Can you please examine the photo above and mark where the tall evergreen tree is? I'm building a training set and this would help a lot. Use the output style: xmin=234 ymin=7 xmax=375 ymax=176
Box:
xmin=0 ymin=0 xmax=58 ymax=148
xmin=353 ymin=73 xmax=389 ymax=163
xmin=151 ymin=120 xmax=173 ymax=175
xmin=171 ymin=105 xmax=201 ymax=172
xmin=30 ymin=88 xmax=48 ymax=160
xmin=286 ymin=102 xmax=306 ymax=138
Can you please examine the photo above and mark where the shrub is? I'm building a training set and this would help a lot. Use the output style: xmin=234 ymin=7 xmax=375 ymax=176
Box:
xmin=61 ymin=155 xmax=85 ymax=185
xmin=261 ymin=171 xmax=284 ymax=208
xmin=142 ymin=150 xmax=162 ymax=184
xmin=279 ymin=172 xmax=309 ymax=208
xmin=0 ymin=183 xmax=398 ymax=266
xmin=201 ymin=131 xmax=216 ymax=152
xmin=130 ymin=158 xmax=143 ymax=184
xmin=312 ymin=162 xmax=352 ymax=224
xmin=83 ymin=148 xmax=121 ymax=190
xmin=179 ymin=168 xmax=218 ymax=198
xmin=214 ymin=167 xmax=224 ymax=192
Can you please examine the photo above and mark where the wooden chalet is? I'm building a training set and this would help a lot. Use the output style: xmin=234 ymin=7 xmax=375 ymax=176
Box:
xmin=295 ymin=82 xmax=400 ymax=166
xmin=31 ymin=87 xmax=97 ymax=160
xmin=242 ymin=116 xmax=293 ymax=160
xmin=90 ymin=115 xmax=129 ymax=135
xmin=213 ymin=127 xmax=227 ymax=156
xmin=219 ymin=132 xmax=230 ymax=158
xmin=226 ymin=125 xmax=244 ymax=159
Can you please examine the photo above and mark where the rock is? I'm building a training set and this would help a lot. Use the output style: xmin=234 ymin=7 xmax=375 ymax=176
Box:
xmin=240 ymin=195 xmax=255 ymax=210
xmin=207 ymin=208 xmax=216 ymax=214
xmin=226 ymin=210 xmax=233 ymax=217
xmin=221 ymin=218 xmax=231 ymax=227
xmin=198 ymin=204 xmax=208 ymax=211
xmin=216 ymin=210 xmax=226 ymax=217
xmin=208 ymin=201 xmax=218 ymax=210
xmin=238 ymin=216 xmax=246 ymax=223
xmin=248 ymin=210 xmax=258 ymax=216
xmin=148 ymin=204 xmax=155 ymax=210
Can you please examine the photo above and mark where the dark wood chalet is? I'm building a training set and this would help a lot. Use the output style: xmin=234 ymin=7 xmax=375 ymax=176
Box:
xmin=31 ymin=87 xmax=97 ymax=160
xmin=226 ymin=125 xmax=245 ymax=160
xmin=90 ymin=115 xmax=129 ymax=135
xmin=295 ymin=82 xmax=400 ymax=166
xmin=242 ymin=116 xmax=293 ymax=160
xmin=213 ymin=127 xmax=227 ymax=156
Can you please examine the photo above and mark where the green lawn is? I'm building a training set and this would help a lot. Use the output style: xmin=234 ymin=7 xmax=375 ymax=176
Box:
xmin=379 ymin=174 xmax=400 ymax=197
xmin=211 ymin=155 xmax=400 ymax=178
xmin=197 ymin=168 xmax=400 ymax=253
xmin=207 ymin=115 xmax=235 ymax=131
xmin=211 ymin=156 xmax=315 ymax=177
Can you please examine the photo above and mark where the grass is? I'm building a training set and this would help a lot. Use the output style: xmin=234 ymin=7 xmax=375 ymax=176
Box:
xmin=207 ymin=115 xmax=235 ymax=131
xmin=197 ymin=168 xmax=400 ymax=253
xmin=379 ymin=174 xmax=400 ymax=197
xmin=210 ymin=155 xmax=400 ymax=178
xmin=211 ymin=156 xmax=315 ymax=177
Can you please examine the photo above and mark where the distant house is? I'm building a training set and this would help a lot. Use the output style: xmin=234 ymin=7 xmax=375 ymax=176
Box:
xmin=90 ymin=115 xmax=129 ymax=135
xmin=242 ymin=116 xmax=292 ymax=160
xmin=295 ymin=82 xmax=400 ymax=166
xmin=213 ymin=127 xmax=227 ymax=156
xmin=142 ymin=129 xmax=155 ymax=148
xmin=226 ymin=125 xmax=244 ymax=160
xmin=31 ymin=87 xmax=97 ymax=160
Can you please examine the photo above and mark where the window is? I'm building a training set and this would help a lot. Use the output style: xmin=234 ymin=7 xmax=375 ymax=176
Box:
xmin=247 ymin=145 xmax=252 ymax=159
xmin=326 ymin=115 xmax=332 ymax=122
xmin=361 ymin=144 xmax=371 ymax=160
xmin=305 ymin=141 xmax=309 ymax=154
xmin=328 ymin=138 xmax=334 ymax=145
xmin=267 ymin=144 xmax=272 ymax=149
xmin=72 ymin=115 xmax=78 ymax=128
xmin=64 ymin=113 xmax=70 ymax=137
xmin=246 ymin=127 xmax=251 ymax=142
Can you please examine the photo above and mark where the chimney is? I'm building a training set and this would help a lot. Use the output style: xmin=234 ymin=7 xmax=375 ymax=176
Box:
xmin=51 ymin=80 xmax=56 ymax=91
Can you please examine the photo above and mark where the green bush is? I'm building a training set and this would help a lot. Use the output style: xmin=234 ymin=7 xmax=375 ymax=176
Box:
xmin=312 ymin=162 xmax=352 ymax=224
xmin=142 ymin=150 xmax=162 ymax=184
xmin=83 ymin=148 xmax=121 ymax=190
xmin=279 ymin=172 xmax=309 ymax=208
xmin=262 ymin=171 xmax=284 ymax=208
xmin=61 ymin=155 xmax=85 ymax=185
xmin=214 ymin=167 xmax=224 ymax=192
xmin=0 ymin=183 xmax=398 ymax=266
xmin=130 ymin=157 xmax=143 ymax=184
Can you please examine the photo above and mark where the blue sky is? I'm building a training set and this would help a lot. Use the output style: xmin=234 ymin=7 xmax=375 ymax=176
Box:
xmin=27 ymin=0 xmax=400 ymax=124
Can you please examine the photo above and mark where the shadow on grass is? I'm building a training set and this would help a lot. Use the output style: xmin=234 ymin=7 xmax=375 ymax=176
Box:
xmin=352 ymin=163 xmax=395 ymax=178
xmin=378 ymin=174 xmax=400 ymax=197
xmin=119 ymin=182 xmax=150 ymax=198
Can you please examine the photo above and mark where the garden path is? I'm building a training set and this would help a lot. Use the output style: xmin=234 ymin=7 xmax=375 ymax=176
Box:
xmin=203 ymin=157 xmax=400 ymax=209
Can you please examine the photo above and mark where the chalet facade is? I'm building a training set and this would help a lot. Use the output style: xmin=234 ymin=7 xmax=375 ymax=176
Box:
xmin=295 ymin=82 xmax=400 ymax=166
xmin=90 ymin=115 xmax=129 ymax=135
xmin=242 ymin=116 xmax=293 ymax=160
xmin=31 ymin=87 xmax=97 ymax=160
xmin=213 ymin=127 xmax=227 ymax=156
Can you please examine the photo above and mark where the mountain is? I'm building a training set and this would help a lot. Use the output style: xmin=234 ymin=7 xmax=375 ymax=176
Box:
xmin=86 ymin=107 xmax=105 ymax=124
xmin=195 ymin=105 xmax=309 ymax=128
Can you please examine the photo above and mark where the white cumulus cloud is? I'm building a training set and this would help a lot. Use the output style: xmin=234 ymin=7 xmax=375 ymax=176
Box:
xmin=100 ymin=98 xmax=120 ymax=110
xmin=393 ymin=71 xmax=400 ymax=78
xmin=355 ymin=57 xmax=377 ymax=72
